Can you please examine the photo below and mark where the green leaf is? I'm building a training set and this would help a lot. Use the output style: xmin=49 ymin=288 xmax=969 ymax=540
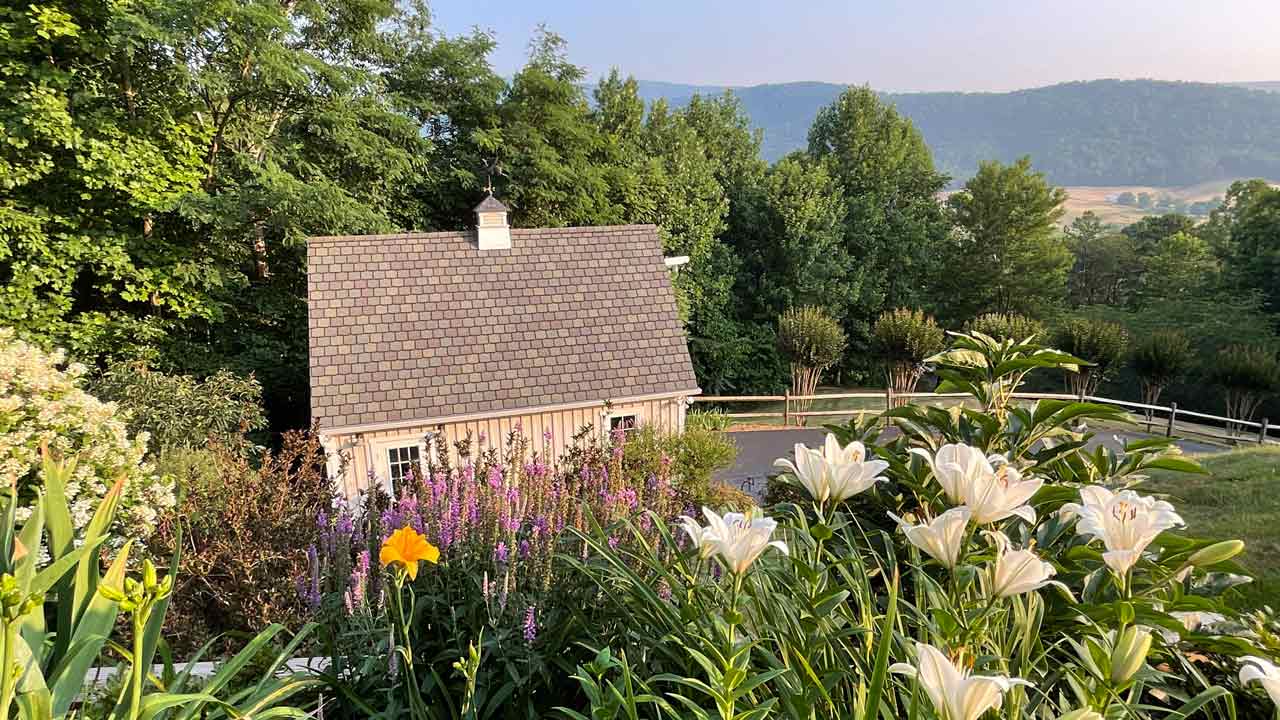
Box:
xmin=174 ymin=624 xmax=288 ymax=720
xmin=49 ymin=540 xmax=131 ymax=718
xmin=139 ymin=692 xmax=231 ymax=720
xmin=29 ymin=535 xmax=105 ymax=596
xmin=1143 ymin=457 xmax=1209 ymax=474
xmin=71 ymin=476 xmax=126 ymax=626
xmin=863 ymin=571 xmax=899 ymax=720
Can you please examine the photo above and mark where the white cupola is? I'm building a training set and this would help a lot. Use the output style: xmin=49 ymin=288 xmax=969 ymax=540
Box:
xmin=474 ymin=193 xmax=511 ymax=250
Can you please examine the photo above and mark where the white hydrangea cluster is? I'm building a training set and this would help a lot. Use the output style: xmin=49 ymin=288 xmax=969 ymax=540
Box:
xmin=0 ymin=328 xmax=175 ymax=545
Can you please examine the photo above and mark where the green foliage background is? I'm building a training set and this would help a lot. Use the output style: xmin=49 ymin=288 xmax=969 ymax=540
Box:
xmin=4 ymin=2 xmax=1280 ymax=428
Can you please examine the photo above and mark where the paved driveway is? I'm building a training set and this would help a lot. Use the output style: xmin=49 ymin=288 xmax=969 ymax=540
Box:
xmin=715 ymin=427 xmax=1227 ymax=497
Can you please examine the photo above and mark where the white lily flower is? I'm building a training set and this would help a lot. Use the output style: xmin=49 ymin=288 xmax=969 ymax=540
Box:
xmin=821 ymin=433 xmax=865 ymax=465
xmin=913 ymin=443 xmax=989 ymax=504
xmin=773 ymin=443 xmax=829 ymax=501
xmin=889 ymin=507 xmax=972 ymax=569
xmin=967 ymin=456 xmax=1042 ymax=525
xmin=699 ymin=507 xmax=789 ymax=574
xmin=678 ymin=514 xmax=720 ymax=559
xmin=1240 ymin=656 xmax=1280 ymax=707
xmin=1062 ymin=486 xmax=1184 ymax=575
xmin=774 ymin=434 xmax=888 ymax=504
xmin=889 ymin=641 xmax=1032 ymax=720
xmin=827 ymin=458 xmax=890 ymax=502
xmin=985 ymin=531 xmax=1062 ymax=598
xmin=913 ymin=445 xmax=1040 ymax=524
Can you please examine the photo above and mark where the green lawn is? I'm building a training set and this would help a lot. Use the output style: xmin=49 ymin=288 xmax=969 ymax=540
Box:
xmin=1145 ymin=446 xmax=1280 ymax=608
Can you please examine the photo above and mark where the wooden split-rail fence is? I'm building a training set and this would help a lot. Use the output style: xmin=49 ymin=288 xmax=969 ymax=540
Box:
xmin=690 ymin=391 xmax=1276 ymax=446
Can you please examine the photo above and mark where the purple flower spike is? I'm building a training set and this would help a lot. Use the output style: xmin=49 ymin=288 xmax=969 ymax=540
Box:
xmin=523 ymin=605 xmax=537 ymax=644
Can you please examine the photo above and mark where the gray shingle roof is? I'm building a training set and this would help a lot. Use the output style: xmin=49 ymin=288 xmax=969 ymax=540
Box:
xmin=473 ymin=193 xmax=509 ymax=213
xmin=307 ymin=224 xmax=699 ymax=432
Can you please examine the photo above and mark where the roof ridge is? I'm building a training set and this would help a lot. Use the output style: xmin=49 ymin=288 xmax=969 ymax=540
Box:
xmin=307 ymin=223 xmax=659 ymax=244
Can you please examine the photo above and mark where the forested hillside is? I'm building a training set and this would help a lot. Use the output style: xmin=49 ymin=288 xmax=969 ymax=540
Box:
xmin=636 ymin=79 xmax=1280 ymax=185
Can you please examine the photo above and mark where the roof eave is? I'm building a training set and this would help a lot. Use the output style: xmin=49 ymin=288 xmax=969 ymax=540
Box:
xmin=316 ymin=387 xmax=702 ymax=437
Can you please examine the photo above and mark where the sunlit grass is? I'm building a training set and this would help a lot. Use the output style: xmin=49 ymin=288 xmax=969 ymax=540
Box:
xmin=1145 ymin=446 xmax=1280 ymax=608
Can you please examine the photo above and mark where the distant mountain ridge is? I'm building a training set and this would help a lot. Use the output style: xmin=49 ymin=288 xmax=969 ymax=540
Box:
xmin=631 ymin=79 xmax=1280 ymax=185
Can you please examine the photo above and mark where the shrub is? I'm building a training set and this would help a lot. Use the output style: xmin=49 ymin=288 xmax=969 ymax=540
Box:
xmin=0 ymin=327 xmax=173 ymax=544
xmin=663 ymin=427 xmax=738 ymax=503
xmin=872 ymin=308 xmax=945 ymax=402
xmin=1054 ymin=317 xmax=1129 ymax=397
xmin=1209 ymin=344 xmax=1280 ymax=430
xmin=686 ymin=407 xmax=733 ymax=432
xmin=90 ymin=362 xmax=268 ymax=449
xmin=777 ymin=306 xmax=845 ymax=410
xmin=149 ymin=430 xmax=332 ymax=653
xmin=1132 ymin=330 xmax=1195 ymax=408
xmin=965 ymin=311 xmax=1044 ymax=342
xmin=0 ymin=435 xmax=315 ymax=718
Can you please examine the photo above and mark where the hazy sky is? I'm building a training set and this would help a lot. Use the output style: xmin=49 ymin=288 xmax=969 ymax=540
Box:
xmin=428 ymin=1 xmax=1280 ymax=92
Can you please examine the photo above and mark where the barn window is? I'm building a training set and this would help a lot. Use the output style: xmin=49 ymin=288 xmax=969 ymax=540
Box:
xmin=387 ymin=445 xmax=421 ymax=484
xmin=609 ymin=413 xmax=638 ymax=434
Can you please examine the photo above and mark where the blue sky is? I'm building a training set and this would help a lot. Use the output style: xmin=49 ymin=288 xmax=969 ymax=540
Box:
xmin=427 ymin=1 xmax=1280 ymax=92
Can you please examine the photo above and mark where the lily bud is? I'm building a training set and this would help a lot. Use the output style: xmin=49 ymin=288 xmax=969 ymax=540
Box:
xmin=143 ymin=559 xmax=158 ymax=590
xmin=1187 ymin=540 xmax=1244 ymax=568
xmin=1109 ymin=626 xmax=1152 ymax=686
xmin=97 ymin=584 xmax=127 ymax=603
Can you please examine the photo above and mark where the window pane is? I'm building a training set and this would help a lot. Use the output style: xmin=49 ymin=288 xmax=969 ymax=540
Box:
xmin=387 ymin=445 xmax=420 ymax=484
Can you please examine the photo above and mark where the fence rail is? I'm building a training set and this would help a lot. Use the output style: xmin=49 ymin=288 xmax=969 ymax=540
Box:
xmin=691 ymin=390 xmax=1276 ymax=446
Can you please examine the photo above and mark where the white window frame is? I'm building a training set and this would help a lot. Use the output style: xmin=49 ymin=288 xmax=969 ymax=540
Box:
xmin=370 ymin=433 xmax=429 ymax=495
xmin=608 ymin=412 xmax=639 ymax=435
xmin=386 ymin=445 xmax=420 ymax=484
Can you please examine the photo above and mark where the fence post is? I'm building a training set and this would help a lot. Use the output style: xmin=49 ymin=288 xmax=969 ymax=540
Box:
xmin=1166 ymin=402 xmax=1177 ymax=437
xmin=1260 ymin=417 xmax=1270 ymax=445
xmin=886 ymin=387 xmax=893 ymax=411
xmin=783 ymin=391 xmax=790 ymax=427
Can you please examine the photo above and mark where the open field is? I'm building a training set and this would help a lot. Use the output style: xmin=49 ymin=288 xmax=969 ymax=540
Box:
xmin=1058 ymin=179 xmax=1240 ymax=225
xmin=1145 ymin=446 xmax=1280 ymax=608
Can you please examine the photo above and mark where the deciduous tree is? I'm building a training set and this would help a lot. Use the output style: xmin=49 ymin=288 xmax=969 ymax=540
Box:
xmin=943 ymin=158 xmax=1070 ymax=321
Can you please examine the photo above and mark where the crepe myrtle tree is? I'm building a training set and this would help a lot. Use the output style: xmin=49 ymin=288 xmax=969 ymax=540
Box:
xmin=777 ymin=306 xmax=845 ymax=412
xmin=1054 ymin=317 xmax=1128 ymax=398
xmin=1132 ymin=330 xmax=1195 ymax=415
xmin=1209 ymin=344 xmax=1280 ymax=434
xmin=964 ymin=312 xmax=1044 ymax=343
xmin=872 ymin=308 xmax=946 ymax=405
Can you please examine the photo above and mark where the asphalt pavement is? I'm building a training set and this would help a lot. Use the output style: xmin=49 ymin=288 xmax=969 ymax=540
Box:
xmin=714 ymin=427 xmax=1227 ymax=497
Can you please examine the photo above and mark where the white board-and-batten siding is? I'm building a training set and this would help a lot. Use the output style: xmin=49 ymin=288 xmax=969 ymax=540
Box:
xmin=321 ymin=394 xmax=690 ymax=498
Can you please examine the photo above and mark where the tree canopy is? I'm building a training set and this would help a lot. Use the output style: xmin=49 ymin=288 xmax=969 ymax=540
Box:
xmin=5 ymin=2 xmax=1280 ymax=429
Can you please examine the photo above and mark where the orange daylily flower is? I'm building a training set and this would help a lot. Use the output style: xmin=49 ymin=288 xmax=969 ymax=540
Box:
xmin=379 ymin=526 xmax=439 ymax=580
